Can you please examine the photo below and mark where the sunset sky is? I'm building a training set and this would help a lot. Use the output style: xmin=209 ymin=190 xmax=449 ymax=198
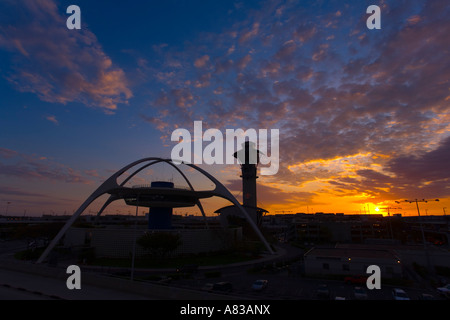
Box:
xmin=0 ymin=0 xmax=449 ymax=217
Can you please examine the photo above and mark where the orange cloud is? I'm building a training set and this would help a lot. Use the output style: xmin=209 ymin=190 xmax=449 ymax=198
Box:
xmin=0 ymin=0 xmax=132 ymax=113
xmin=194 ymin=55 xmax=210 ymax=68
xmin=45 ymin=115 xmax=59 ymax=125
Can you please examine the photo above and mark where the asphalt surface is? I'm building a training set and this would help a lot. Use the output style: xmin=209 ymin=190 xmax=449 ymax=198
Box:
xmin=171 ymin=268 xmax=443 ymax=300
xmin=0 ymin=240 xmax=447 ymax=300
xmin=0 ymin=267 xmax=151 ymax=300
xmin=0 ymin=284 xmax=54 ymax=300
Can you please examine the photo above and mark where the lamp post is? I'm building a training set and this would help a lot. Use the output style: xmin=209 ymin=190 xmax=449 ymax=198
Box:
xmin=395 ymin=198 xmax=439 ymax=273
xmin=444 ymin=207 xmax=448 ymax=231
xmin=130 ymin=194 xmax=140 ymax=281
xmin=5 ymin=202 xmax=11 ymax=216
xmin=379 ymin=206 xmax=401 ymax=241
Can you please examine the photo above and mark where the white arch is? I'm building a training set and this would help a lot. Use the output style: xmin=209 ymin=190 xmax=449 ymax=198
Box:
xmin=94 ymin=159 xmax=209 ymax=228
xmin=37 ymin=158 xmax=273 ymax=263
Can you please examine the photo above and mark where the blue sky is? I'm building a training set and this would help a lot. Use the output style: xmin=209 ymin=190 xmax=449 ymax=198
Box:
xmin=0 ymin=0 xmax=449 ymax=217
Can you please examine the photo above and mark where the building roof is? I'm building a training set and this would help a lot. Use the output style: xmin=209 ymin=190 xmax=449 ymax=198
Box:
xmin=214 ymin=205 xmax=269 ymax=214
xmin=305 ymin=247 xmax=398 ymax=260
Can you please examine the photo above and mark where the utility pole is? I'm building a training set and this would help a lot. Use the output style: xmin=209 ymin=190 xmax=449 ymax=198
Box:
xmin=396 ymin=198 xmax=439 ymax=273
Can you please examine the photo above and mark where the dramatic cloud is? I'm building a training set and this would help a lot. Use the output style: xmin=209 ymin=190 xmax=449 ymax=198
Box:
xmin=0 ymin=186 xmax=46 ymax=198
xmin=0 ymin=148 xmax=18 ymax=159
xmin=226 ymin=179 xmax=316 ymax=208
xmin=0 ymin=186 xmax=79 ymax=212
xmin=1 ymin=0 xmax=447 ymax=215
xmin=0 ymin=0 xmax=132 ymax=112
xmin=140 ymin=0 xmax=449 ymax=210
xmin=194 ymin=55 xmax=211 ymax=68
xmin=388 ymin=136 xmax=450 ymax=183
xmin=329 ymin=136 xmax=450 ymax=201
xmin=0 ymin=148 xmax=94 ymax=184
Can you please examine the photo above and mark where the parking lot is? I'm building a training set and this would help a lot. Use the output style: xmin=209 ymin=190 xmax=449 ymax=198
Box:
xmin=155 ymin=266 xmax=446 ymax=300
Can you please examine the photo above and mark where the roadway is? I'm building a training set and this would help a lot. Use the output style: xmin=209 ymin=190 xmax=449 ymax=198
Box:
xmin=0 ymin=284 xmax=54 ymax=300
xmin=0 ymin=267 xmax=151 ymax=300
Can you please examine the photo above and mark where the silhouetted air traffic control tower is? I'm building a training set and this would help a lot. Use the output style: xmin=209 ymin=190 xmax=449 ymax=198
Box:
xmin=215 ymin=140 xmax=267 ymax=229
xmin=233 ymin=141 xmax=262 ymax=226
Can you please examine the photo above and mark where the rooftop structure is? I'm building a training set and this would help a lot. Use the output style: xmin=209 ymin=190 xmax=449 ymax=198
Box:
xmin=304 ymin=245 xmax=403 ymax=279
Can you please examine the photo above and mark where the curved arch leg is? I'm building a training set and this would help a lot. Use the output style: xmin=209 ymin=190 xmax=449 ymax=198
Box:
xmin=94 ymin=195 xmax=119 ymax=225
xmin=37 ymin=175 xmax=120 ymax=264
xmin=196 ymin=200 xmax=209 ymax=229
xmin=37 ymin=193 xmax=102 ymax=263
xmin=218 ymin=193 xmax=273 ymax=254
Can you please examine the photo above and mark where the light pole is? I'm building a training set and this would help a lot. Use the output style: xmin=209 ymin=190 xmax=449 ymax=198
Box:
xmin=379 ymin=206 xmax=401 ymax=241
xmin=130 ymin=193 xmax=140 ymax=282
xmin=396 ymin=198 xmax=439 ymax=273
xmin=444 ymin=207 xmax=448 ymax=231
xmin=5 ymin=202 xmax=11 ymax=216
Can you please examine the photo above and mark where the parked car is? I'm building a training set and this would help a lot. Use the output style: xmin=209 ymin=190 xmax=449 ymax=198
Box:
xmin=392 ymin=288 xmax=410 ymax=300
xmin=353 ymin=286 xmax=368 ymax=300
xmin=344 ymin=275 xmax=367 ymax=285
xmin=437 ymin=284 xmax=450 ymax=298
xmin=317 ymin=284 xmax=330 ymax=299
xmin=213 ymin=282 xmax=233 ymax=292
xmin=252 ymin=280 xmax=268 ymax=291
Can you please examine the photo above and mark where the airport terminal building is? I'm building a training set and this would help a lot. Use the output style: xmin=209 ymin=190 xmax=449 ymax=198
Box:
xmin=304 ymin=244 xmax=403 ymax=279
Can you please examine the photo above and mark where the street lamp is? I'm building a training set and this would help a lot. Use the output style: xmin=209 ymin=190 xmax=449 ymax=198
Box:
xmin=395 ymin=199 xmax=439 ymax=217
xmin=5 ymin=201 xmax=11 ymax=216
xmin=130 ymin=193 xmax=140 ymax=282
xmin=443 ymin=207 xmax=448 ymax=230
xmin=379 ymin=206 xmax=401 ymax=241
xmin=395 ymin=198 xmax=439 ymax=273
